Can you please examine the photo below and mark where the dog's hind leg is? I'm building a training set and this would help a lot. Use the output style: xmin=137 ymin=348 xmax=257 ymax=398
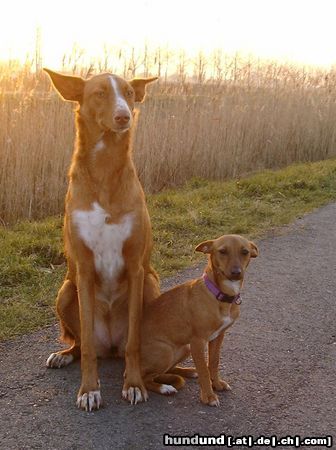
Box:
xmin=169 ymin=345 xmax=198 ymax=378
xmin=154 ymin=374 xmax=185 ymax=390
xmin=145 ymin=374 xmax=185 ymax=395
xmin=46 ymin=278 xmax=81 ymax=368
xmin=169 ymin=366 xmax=198 ymax=379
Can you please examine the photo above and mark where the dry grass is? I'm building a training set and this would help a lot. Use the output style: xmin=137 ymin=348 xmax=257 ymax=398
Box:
xmin=2 ymin=159 xmax=336 ymax=339
xmin=1 ymin=53 xmax=336 ymax=223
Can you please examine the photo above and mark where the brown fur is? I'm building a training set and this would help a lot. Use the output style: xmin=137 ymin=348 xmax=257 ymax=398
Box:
xmin=44 ymin=69 xmax=160 ymax=410
xmin=140 ymin=234 xmax=258 ymax=406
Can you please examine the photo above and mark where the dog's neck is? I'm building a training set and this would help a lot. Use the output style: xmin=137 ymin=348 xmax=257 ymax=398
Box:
xmin=67 ymin=111 xmax=140 ymax=206
xmin=204 ymin=263 xmax=242 ymax=297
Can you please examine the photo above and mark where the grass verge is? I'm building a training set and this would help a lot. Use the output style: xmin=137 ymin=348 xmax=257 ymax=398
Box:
xmin=1 ymin=159 xmax=336 ymax=340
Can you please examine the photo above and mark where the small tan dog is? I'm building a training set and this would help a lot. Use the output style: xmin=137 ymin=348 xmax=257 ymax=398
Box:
xmin=140 ymin=234 xmax=258 ymax=406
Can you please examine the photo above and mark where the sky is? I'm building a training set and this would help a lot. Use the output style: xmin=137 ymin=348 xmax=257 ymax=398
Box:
xmin=1 ymin=0 xmax=336 ymax=68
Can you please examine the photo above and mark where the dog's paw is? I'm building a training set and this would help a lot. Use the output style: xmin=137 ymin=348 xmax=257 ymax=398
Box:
xmin=122 ymin=383 xmax=148 ymax=405
xmin=212 ymin=378 xmax=232 ymax=391
xmin=77 ymin=390 xmax=102 ymax=412
xmin=46 ymin=352 xmax=74 ymax=368
xmin=159 ymin=384 xmax=178 ymax=395
xmin=201 ymin=392 xmax=220 ymax=407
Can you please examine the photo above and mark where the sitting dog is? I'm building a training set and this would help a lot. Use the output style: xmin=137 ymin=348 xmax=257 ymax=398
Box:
xmin=44 ymin=69 xmax=160 ymax=410
xmin=140 ymin=234 xmax=258 ymax=406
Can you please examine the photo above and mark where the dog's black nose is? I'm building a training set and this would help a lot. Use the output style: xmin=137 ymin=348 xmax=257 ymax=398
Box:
xmin=231 ymin=267 xmax=242 ymax=276
xmin=114 ymin=113 xmax=130 ymax=125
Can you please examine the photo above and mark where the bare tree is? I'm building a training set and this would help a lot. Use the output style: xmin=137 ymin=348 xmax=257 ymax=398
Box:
xmin=178 ymin=50 xmax=187 ymax=84
xmin=34 ymin=26 xmax=42 ymax=73
xmin=154 ymin=47 xmax=162 ymax=78
xmin=194 ymin=51 xmax=207 ymax=84
xmin=128 ymin=47 xmax=143 ymax=77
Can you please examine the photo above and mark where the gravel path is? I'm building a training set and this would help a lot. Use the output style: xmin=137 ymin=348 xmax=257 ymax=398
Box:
xmin=1 ymin=203 xmax=335 ymax=449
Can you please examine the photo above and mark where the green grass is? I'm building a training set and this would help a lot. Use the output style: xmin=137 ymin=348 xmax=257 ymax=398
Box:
xmin=1 ymin=159 xmax=336 ymax=340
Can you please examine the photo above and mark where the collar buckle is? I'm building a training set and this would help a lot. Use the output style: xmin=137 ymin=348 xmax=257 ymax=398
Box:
xmin=235 ymin=295 xmax=242 ymax=305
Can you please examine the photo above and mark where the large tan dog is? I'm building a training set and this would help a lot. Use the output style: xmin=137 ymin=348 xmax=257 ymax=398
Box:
xmin=140 ymin=234 xmax=258 ymax=406
xmin=44 ymin=69 xmax=160 ymax=410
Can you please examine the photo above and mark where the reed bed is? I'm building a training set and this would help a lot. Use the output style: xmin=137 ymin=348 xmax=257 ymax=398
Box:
xmin=1 ymin=51 xmax=336 ymax=223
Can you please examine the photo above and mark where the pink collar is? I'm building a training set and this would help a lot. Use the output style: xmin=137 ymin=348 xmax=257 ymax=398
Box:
xmin=202 ymin=273 xmax=242 ymax=305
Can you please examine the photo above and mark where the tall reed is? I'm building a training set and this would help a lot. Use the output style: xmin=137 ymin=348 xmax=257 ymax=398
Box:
xmin=1 ymin=51 xmax=336 ymax=223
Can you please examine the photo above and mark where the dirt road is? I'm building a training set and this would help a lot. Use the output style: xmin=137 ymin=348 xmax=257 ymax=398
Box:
xmin=1 ymin=203 xmax=335 ymax=449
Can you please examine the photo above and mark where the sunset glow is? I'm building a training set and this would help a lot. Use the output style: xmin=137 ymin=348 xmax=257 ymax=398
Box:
xmin=1 ymin=0 xmax=336 ymax=68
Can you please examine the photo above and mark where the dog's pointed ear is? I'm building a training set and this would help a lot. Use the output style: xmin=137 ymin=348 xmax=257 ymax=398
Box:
xmin=44 ymin=68 xmax=85 ymax=102
xmin=249 ymin=241 xmax=259 ymax=258
xmin=129 ymin=77 xmax=158 ymax=102
xmin=195 ymin=240 xmax=214 ymax=254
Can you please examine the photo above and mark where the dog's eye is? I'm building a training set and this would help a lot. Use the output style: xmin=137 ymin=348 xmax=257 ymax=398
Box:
xmin=241 ymin=249 xmax=249 ymax=255
xmin=219 ymin=248 xmax=227 ymax=255
xmin=126 ymin=89 xmax=134 ymax=98
xmin=95 ymin=90 xmax=105 ymax=98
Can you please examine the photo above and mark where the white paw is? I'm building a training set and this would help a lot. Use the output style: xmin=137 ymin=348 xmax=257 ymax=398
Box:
xmin=159 ymin=384 xmax=177 ymax=395
xmin=122 ymin=386 xmax=148 ymax=405
xmin=76 ymin=390 xmax=102 ymax=411
xmin=46 ymin=352 xmax=74 ymax=368
xmin=209 ymin=398 xmax=220 ymax=407
xmin=213 ymin=379 xmax=232 ymax=391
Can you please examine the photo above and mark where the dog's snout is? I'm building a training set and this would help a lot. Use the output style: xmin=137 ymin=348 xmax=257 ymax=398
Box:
xmin=231 ymin=267 xmax=242 ymax=277
xmin=114 ymin=112 xmax=130 ymax=125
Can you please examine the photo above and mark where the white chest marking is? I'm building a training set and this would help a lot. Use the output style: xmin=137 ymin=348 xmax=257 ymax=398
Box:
xmin=110 ymin=76 xmax=131 ymax=116
xmin=72 ymin=202 xmax=133 ymax=300
xmin=93 ymin=139 xmax=105 ymax=152
xmin=209 ymin=316 xmax=234 ymax=342
xmin=223 ymin=279 xmax=241 ymax=295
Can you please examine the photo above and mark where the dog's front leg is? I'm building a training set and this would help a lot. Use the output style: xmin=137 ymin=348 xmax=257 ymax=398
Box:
xmin=122 ymin=264 xmax=148 ymax=404
xmin=208 ymin=331 xmax=232 ymax=391
xmin=76 ymin=263 xmax=101 ymax=411
xmin=190 ymin=337 xmax=219 ymax=406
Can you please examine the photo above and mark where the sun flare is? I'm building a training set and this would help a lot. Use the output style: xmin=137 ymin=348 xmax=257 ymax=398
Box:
xmin=1 ymin=0 xmax=336 ymax=69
